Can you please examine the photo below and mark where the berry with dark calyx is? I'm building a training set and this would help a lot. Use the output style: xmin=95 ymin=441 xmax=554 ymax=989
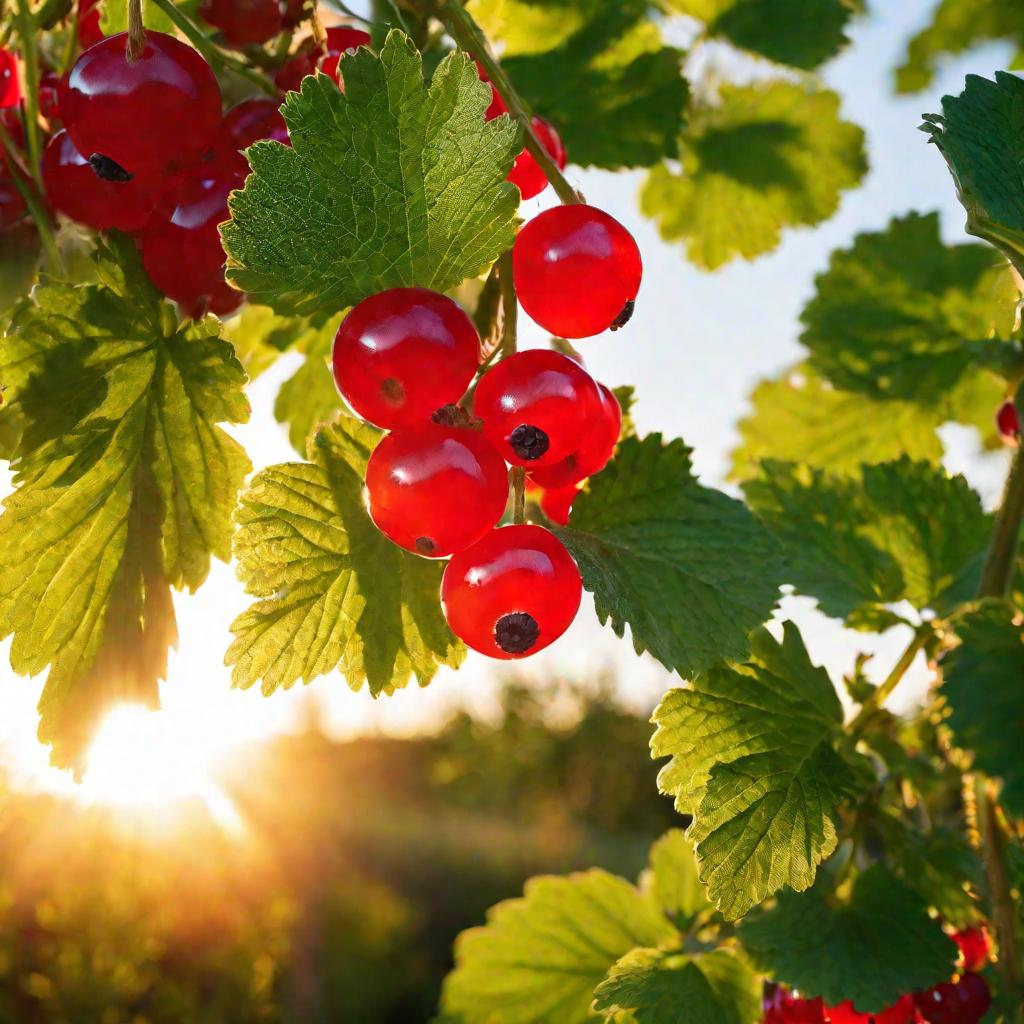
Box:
xmin=506 ymin=116 xmax=566 ymax=201
xmin=42 ymin=129 xmax=166 ymax=232
xmin=530 ymin=382 xmax=620 ymax=489
xmin=441 ymin=524 xmax=582 ymax=659
xmin=473 ymin=349 xmax=602 ymax=468
xmin=333 ymin=287 xmax=480 ymax=430
xmin=996 ymin=399 xmax=1019 ymax=442
xmin=58 ymin=32 xmax=222 ymax=180
xmin=137 ymin=150 xmax=247 ymax=313
xmin=77 ymin=0 xmax=104 ymax=49
xmin=223 ymin=97 xmax=289 ymax=149
xmin=951 ymin=927 xmax=991 ymax=973
xmin=364 ymin=425 xmax=508 ymax=558
xmin=199 ymin=0 xmax=282 ymax=46
xmin=825 ymin=995 xmax=915 ymax=1024
xmin=513 ymin=204 xmax=642 ymax=338
xmin=319 ymin=27 xmax=372 ymax=81
xmin=88 ymin=152 xmax=132 ymax=181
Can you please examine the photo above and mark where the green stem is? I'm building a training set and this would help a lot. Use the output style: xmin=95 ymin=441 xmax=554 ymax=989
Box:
xmin=497 ymin=249 xmax=516 ymax=358
xmin=977 ymin=441 xmax=1024 ymax=598
xmin=429 ymin=0 xmax=582 ymax=205
xmin=149 ymin=0 xmax=277 ymax=95
xmin=0 ymin=124 xmax=63 ymax=274
xmin=14 ymin=0 xmax=44 ymax=193
xmin=848 ymin=624 xmax=932 ymax=734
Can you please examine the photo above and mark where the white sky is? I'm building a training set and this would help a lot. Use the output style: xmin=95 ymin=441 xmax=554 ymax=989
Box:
xmin=0 ymin=0 xmax=1018 ymax=789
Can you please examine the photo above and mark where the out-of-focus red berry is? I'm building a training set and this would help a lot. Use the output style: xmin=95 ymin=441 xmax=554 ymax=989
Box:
xmin=1 ymin=48 xmax=20 ymax=109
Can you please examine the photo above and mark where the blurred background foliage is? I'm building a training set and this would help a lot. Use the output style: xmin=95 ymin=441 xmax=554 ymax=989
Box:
xmin=0 ymin=679 xmax=675 ymax=1022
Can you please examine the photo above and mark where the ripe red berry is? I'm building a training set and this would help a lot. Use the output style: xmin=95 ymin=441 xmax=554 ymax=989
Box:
xmin=137 ymin=151 xmax=247 ymax=315
xmin=59 ymin=32 xmax=222 ymax=180
xmin=365 ymin=425 xmax=508 ymax=558
xmin=913 ymin=974 xmax=990 ymax=1024
xmin=475 ymin=61 xmax=507 ymax=120
xmin=530 ymin=382 xmax=620 ymax=489
xmin=996 ymin=399 xmax=1019 ymax=442
xmin=527 ymin=479 xmax=578 ymax=526
xmin=332 ymin=288 xmax=480 ymax=430
xmin=199 ymin=0 xmax=282 ymax=46
xmin=513 ymin=204 xmax=642 ymax=338
xmin=0 ymin=173 xmax=27 ymax=229
xmin=319 ymin=27 xmax=372 ymax=81
xmin=955 ymin=973 xmax=992 ymax=1021
xmin=42 ymin=129 xmax=165 ymax=231
xmin=768 ymin=989 xmax=826 ymax=1024
xmin=223 ymin=97 xmax=289 ymax=150
xmin=473 ymin=349 xmax=602 ymax=468
xmin=1 ymin=48 xmax=19 ymax=109
xmin=38 ymin=69 xmax=61 ymax=123
xmin=441 ymin=524 xmax=582 ymax=659
xmin=826 ymin=995 xmax=915 ymax=1024
xmin=77 ymin=0 xmax=104 ymax=49
xmin=951 ymin=927 xmax=991 ymax=973
xmin=280 ymin=0 xmax=307 ymax=29
xmin=507 ymin=116 xmax=566 ymax=200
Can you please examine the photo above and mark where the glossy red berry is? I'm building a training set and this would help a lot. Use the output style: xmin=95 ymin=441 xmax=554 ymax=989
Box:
xmin=527 ymin=479 xmax=577 ymax=526
xmin=769 ymin=988 xmax=826 ymax=1024
xmin=513 ymin=204 xmax=642 ymax=338
xmin=1 ymin=48 xmax=19 ymax=109
xmin=365 ymin=425 xmax=508 ymax=558
xmin=332 ymin=288 xmax=480 ymax=430
xmin=951 ymin=927 xmax=991 ymax=973
xmin=442 ymin=524 xmax=582 ymax=659
xmin=507 ymin=116 xmax=566 ymax=200
xmin=319 ymin=27 xmax=372 ymax=80
xmin=223 ymin=97 xmax=289 ymax=150
xmin=996 ymin=399 xmax=1019 ymax=442
xmin=530 ymin=382 xmax=620 ymax=489
xmin=473 ymin=349 xmax=602 ymax=468
xmin=77 ymin=0 xmax=104 ymax=49
xmin=475 ymin=61 xmax=507 ymax=120
xmin=42 ymin=129 xmax=165 ymax=231
xmin=913 ymin=974 xmax=990 ymax=1024
xmin=956 ymin=973 xmax=992 ymax=1020
xmin=137 ymin=151 xmax=247 ymax=315
xmin=826 ymin=995 xmax=915 ymax=1024
xmin=199 ymin=0 xmax=282 ymax=46
xmin=59 ymin=32 xmax=222 ymax=180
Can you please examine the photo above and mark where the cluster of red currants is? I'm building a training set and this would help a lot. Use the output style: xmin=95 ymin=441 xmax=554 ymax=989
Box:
xmin=330 ymin=203 xmax=641 ymax=660
xmin=762 ymin=928 xmax=993 ymax=1024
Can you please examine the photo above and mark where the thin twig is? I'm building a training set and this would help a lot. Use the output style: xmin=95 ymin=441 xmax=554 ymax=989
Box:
xmin=848 ymin=623 xmax=933 ymax=735
xmin=977 ymin=440 xmax=1024 ymax=598
xmin=512 ymin=467 xmax=526 ymax=525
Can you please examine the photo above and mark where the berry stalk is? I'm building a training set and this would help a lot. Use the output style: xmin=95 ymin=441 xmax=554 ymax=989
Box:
xmin=0 ymin=120 xmax=63 ymax=273
xmin=977 ymin=436 xmax=1024 ymax=598
xmin=429 ymin=0 xmax=583 ymax=206
xmin=12 ymin=0 xmax=44 ymax=190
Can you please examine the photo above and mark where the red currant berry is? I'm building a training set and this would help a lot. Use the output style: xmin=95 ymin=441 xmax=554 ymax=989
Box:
xmin=996 ymin=399 xmax=1019 ymax=442
xmin=951 ymin=927 xmax=991 ymax=973
xmin=38 ymin=69 xmax=62 ymax=123
xmin=507 ymin=116 xmax=566 ymax=200
xmin=319 ymin=27 xmax=371 ymax=81
xmin=223 ymin=97 xmax=289 ymax=150
xmin=441 ymin=524 xmax=582 ymax=659
xmin=137 ymin=151 xmax=247 ymax=313
xmin=365 ymin=425 xmax=508 ymax=558
xmin=1 ymin=48 xmax=19 ymax=109
xmin=475 ymin=61 xmax=507 ymax=120
xmin=826 ymin=996 xmax=915 ymax=1024
xmin=0 ymin=173 xmax=27 ymax=229
xmin=280 ymin=0 xmax=307 ymax=29
xmin=530 ymin=382 xmax=620 ymax=489
xmin=913 ymin=982 xmax=962 ymax=1024
xmin=59 ymin=32 xmax=222 ymax=180
xmin=275 ymin=46 xmax=318 ymax=94
xmin=77 ymin=0 xmax=104 ymax=49
xmin=199 ymin=0 xmax=282 ymax=46
xmin=473 ymin=349 xmax=602 ymax=468
xmin=526 ymin=479 xmax=577 ymax=526
xmin=332 ymin=287 xmax=480 ymax=430
xmin=954 ymin=973 xmax=991 ymax=1022
xmin=513 ymin=204 xmax=642 ymax=338
xmin=42 ymin=129 xmax=165 ymax=231
xmin=773 ymin=989 xmax=826 ymax=1024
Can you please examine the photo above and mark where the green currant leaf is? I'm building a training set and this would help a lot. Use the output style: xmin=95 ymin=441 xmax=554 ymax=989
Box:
xmin=552 ymin=434 xmax=785 ymax=678
xmin=222 ymin=30 xmax=521 ymax=320
xmin=943 ymin=600 xmax=1024 ymax=817
xmin=100 ymin=0 xmax=176 ymax=35
xmin=642 ymin=829 xmax=711 ymax=928
xmin=441 ymin=869 xmax=676 ymax=1024
xmin=651 ymin=623 xmax=865 ymax=919
xmin=739 ymin=866 xmax=957 ymax=1013
xmin=802 ymin=212 xmax=1017 ymax=403
xmin=665 ymin=0 xmax=853 ymax=70
xmin=923 ymin=71 xmax=1024 ymax=279
xmin=743 ymin=458 xmax=991 ymax=621
xmin=227 ymin=417 xmax=464 ymax=697
xmin=732 ymin=364 xmax=945 ymax=479
xmin=0 ymin=237 xmax=250 ymax=771
xmin=593 ymin=947 xmax=761 ymax=1024
xmin=896 ymin=0 xmax=1024 ymax=93
xmin=486 ymin=2 xmax=690 ymax=169
xmin=641 ymin=81 xmax=866 ymax=269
